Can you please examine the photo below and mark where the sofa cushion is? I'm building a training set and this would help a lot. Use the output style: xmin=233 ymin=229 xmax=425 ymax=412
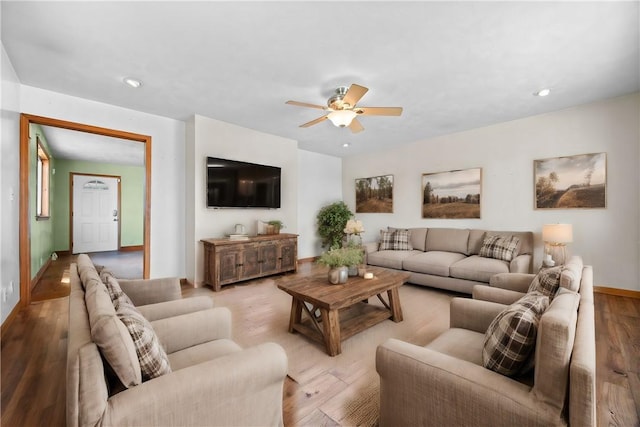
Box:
xmin=449 ymin=255 xmax=510 ymax=283
xmin=528 ymin=266 xmax=562 ymax=300
xmin=379 ymin=229 xmax=413 ymax=251
xmin=402 ymin=251 xmax=467 ymax=277
xmin=483 ymin=292 xmax=549 ymax=376
xmin=85 ymin=281 xmax=142 ymax=387
xmin=560 ymin=256 xmax=583 ymax=292
xmin=478 ymin=234 xmax=521 ymax=262
xmin=425 ymin=228 xmax=469 ymax=255
xmin=116 ymin=301 xmax=172 ymax=381
xmin=426 ymin=328 xmax=485 ymax=366
xmin=368 ymin=250 xmax=421 ymax=270
xmin=168 ymin=338 xmax=242 ymax=371
xmin=389 ymin=227 xmax=427 ymax=251
xmin=77 ymin=254 xmax=103 ymax=292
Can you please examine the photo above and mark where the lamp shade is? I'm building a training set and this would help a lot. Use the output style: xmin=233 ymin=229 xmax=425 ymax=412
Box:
xmin=328 ymin=110 xmax=357 ymax=127
xmin=542 ymin=223 xmax=573 ymax=244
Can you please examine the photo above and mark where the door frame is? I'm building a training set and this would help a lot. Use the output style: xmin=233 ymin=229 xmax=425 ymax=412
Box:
xmin=70 ymin=173 xmax=122 ymax=254
xmin=19 ymin=113 xmax=151 ymax=307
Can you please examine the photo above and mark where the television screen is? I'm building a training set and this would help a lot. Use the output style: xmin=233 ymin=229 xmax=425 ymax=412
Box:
xmin=206 ymin=157 xmax=281 ymax=208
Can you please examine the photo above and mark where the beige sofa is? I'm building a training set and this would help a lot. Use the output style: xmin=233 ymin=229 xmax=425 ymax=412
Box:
xmin=366 ymin=227 xmax=534 ymax=294
xmin=67 ymin=254 xmax=288 ymax=427
xmin=376 ymin=256 xmax=595 ymax=426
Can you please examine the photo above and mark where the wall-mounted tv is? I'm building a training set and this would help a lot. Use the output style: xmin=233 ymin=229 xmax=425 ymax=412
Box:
xmin=206 ymin=157 xmax=281 ymax=208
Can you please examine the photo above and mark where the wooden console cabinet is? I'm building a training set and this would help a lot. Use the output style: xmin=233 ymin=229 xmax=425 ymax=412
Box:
xmin=201 ymin=233 xmax=298 ymax=291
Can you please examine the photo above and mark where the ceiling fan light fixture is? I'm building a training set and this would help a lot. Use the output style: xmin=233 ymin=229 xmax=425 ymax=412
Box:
xmin=328 ymin=110 xmax=357 ymax=128
xmin=534 ymin=88 xmax=550 ymax=97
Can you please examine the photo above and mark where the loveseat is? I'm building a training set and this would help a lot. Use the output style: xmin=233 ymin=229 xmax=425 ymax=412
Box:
xmin=365 ymin=227 xmax=534 ymax=294
xmin=67 ymin=254 xmax=288 ymax=427
xmin=377 ymin=256 xmax=595 ymax=426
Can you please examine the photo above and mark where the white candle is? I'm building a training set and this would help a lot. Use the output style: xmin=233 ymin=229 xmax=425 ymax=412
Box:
xmin=364 ymin=272 xmax=374 ymax=279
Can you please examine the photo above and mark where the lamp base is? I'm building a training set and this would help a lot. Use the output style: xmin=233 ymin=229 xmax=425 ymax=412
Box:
xmin=545 ymin=243 xmax=567 ymax=266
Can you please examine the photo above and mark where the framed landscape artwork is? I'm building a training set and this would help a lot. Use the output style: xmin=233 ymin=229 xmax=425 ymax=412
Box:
xmin=421 ymin=168 xmax=481 ymax=219
xmin=355 ymin=174 xmax=393 ymax=213
xmin=534 ymin=152 xmax=606 ymax=209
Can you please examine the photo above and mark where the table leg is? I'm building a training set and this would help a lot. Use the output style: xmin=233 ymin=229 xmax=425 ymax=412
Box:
xmin=321 ymin=308 xmax=341 ymax=356
xmin=289 ymin=298 xmax=302 ymax=333
xmin=388 ymin=287 xmax=403 ymax=322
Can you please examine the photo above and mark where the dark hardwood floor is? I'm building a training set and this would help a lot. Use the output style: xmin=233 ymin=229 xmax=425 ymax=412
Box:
xmin=2 ymin=259 xmax=638 ymax=426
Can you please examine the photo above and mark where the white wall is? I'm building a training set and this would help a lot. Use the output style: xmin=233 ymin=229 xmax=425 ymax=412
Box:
xmin=297 ymin=149 xmax=343 ymax=259
xmin=19 ymin=86 xmax=186 ymax=279
xmin=1 ymin=44 xmax=22 ymax=323
xmin=343 ymin=94 xmax=640 ymax=290
xmin=185 ymin=115 xmax=299 ymax=285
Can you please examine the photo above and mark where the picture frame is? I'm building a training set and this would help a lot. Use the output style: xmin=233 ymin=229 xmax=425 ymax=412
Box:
xmin=421 ymin=168 xmax=481 ymax=219
xmin=534 ymin=152 xmax=606 ymax=209
xmin=355 ymin=174 xmax=393 ymax=213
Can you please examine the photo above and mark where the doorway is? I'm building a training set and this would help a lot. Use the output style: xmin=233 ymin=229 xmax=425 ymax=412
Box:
xmin=19 ymin=114 xmax=151 ymax=307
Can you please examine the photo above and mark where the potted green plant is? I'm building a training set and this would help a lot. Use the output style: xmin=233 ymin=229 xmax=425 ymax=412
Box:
xmin=316 ymin=201 xmax=354 ymax=249
xmin=266 ymin=220 xmax=285 ymax=234
xmin=317 ymin=246 xmax=364 ymax=284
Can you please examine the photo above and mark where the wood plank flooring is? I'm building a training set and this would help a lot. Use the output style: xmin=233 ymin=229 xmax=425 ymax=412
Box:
xmin=1 ymin=260 xmax=638 ymax=426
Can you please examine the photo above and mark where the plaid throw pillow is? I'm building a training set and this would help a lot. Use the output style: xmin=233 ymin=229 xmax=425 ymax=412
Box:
xmin=379 ymin=229 xmax=412 ymax=251
xmin=528 ymin=266 xmax=562 ymax=300
xmin=116 ymin=301 xmax=172 ymax=381
xmin=102 ymin=273 xmax=134 ymax=309
xmin=483 ymin=292 xmax=549 ymax=376
xmin=478 ymin=234 xmax=520 ymax=262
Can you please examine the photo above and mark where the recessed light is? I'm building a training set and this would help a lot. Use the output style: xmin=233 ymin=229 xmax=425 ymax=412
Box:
xmin=534 ymin=88 xmax=550 ymax=97
xmin=343 ymin=143 xmax=350 ymax=148
xmin=123 ymin=77 xmax=142 ymax=88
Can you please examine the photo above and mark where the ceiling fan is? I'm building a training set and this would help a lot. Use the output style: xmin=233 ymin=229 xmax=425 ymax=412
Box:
xmin=286 ymin=83 xmax=403 ymax=133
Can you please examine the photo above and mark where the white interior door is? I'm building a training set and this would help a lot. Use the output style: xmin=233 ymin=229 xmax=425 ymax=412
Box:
xmin=72 ymin=175 xmax=119 ymax=254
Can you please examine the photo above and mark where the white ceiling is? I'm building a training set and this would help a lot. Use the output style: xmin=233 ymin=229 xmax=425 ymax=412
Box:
xmin=2 ymin=1 xmax=639 ymax=160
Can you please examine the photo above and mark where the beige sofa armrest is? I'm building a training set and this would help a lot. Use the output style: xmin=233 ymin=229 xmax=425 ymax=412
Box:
xmin=151 ymin=307 xmax=232 ymax=354
xmin=490 ymin=272 xmax=535 ymax=293
xmin=376 ymin=339 xmax=556 ymax=427
xmin=137 ymin=296 xmax=213 ymax=322
xmin=448 ymin=297 xmax=505 ymax=333
xmin=103 ymin=342 xmax=288 ymax=427
xmin=473 ymin=285 xmax=524 ymax=305
xmin=118 ymin=277 xmax=182 ymax=306
xmin=363 ymin=241 xmax=379 ymax=254
xmin=510 ymin=254 xmax=532 ymax=273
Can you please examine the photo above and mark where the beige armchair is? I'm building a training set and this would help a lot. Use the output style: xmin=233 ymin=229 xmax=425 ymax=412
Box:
xmin=376 ymin=257 xmax=595 ymax=427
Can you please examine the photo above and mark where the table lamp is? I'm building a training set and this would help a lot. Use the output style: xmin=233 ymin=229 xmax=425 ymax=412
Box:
xmin=542 ymin=223 xmax=573 ymax=266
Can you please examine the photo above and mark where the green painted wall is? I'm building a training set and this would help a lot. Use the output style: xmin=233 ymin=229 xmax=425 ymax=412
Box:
xmin=52 ymin=160 xmax=145 ymax=251
xmin=29 ymin=124 xmax=55 ymax=279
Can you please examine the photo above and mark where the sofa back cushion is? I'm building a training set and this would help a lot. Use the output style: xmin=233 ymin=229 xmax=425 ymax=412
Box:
xmin=387 ymin=227 xmax=428 ymax=251
xmin=77 ymin=254 xmax=103 ymax=291
xmin=85 ymin=280 xmax=142 ymax=388
xmin=425 ymin=228 xmax=470 ymax=254
xmin=533 ymin=288 xmax=580 ymax=411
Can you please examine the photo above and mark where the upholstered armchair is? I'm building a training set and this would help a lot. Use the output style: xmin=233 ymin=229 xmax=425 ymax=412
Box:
xmin=376 ymin=257 xmax=595 ymax=427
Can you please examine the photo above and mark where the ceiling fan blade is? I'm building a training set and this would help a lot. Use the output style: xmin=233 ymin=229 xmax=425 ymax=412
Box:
xmin=300 ymin=115 xmax=328 ymax=128
xmin=343 ymin=84 xmax=369 ymax=107
xmin=356 ymin=107 xmax=403 ymax=116
xmin=349 ymin=118 xmax=364 ymax=133
xmin=286 ymin=100 xmax=326 ymax=110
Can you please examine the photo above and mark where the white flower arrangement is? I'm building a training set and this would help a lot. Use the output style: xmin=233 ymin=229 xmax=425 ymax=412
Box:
xmin=344 ymin=219 xmax=365 ymax=235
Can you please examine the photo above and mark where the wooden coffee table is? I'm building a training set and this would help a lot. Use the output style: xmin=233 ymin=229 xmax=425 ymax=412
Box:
xmin=277 ymin=266 xmax=410 ymax=356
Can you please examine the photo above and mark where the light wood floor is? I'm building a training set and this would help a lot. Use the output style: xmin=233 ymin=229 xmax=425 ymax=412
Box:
xmin=1 ymin=260 xmax=639 ymax=426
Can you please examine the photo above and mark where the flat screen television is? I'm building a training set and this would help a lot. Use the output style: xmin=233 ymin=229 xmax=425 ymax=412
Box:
xmin=206 ymin=157 xmax=281 ymax=208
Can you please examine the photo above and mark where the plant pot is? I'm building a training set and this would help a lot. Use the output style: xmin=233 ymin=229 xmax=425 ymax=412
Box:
xmin=347 ymin=265 xmax=358 ymax=276
xmin=328 ymin=266 xmax=348 ymax=285
xmin=265 ymin=224 xmax=280 ymax=235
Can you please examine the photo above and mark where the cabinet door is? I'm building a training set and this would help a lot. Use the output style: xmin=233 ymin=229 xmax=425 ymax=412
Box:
xmin=218 ymin=250 xmax=241 ymax=284
xmin=279 ymin=240 xmax=297 ymax=271
xmin=240 ymin=245 xmax=260 ymax=279
xmin=260 ymin=244 xmax=278 ymax=274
